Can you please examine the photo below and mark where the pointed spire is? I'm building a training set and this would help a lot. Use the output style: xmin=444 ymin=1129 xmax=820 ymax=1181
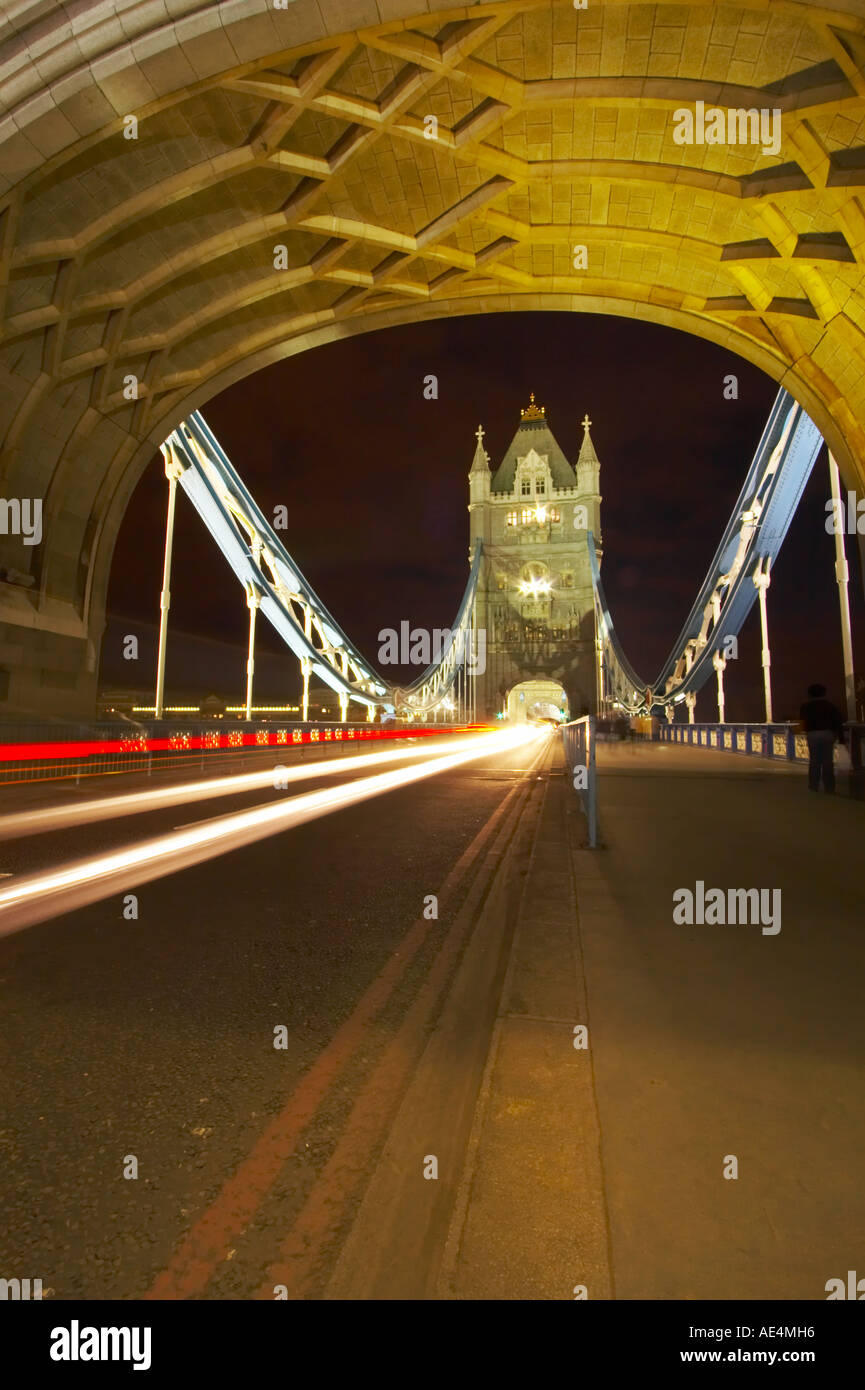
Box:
xmin=577 ymin=411 xmax=599 ymax=467
xmin=470 ymin=422 xmax=490 ymax=472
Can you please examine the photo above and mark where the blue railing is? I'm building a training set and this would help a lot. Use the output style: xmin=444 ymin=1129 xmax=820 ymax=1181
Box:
xmin=658 ymin=721 xmax=865 ymax=774
xmin=657 ymin=722 xmax=807 ymax=759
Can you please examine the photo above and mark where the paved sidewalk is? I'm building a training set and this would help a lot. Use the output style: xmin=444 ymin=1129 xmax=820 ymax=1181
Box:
xmin=439 ymin=746 xmax=612 ymax=1300
xmin=444 ymin=738 xmax=865 ymax=1299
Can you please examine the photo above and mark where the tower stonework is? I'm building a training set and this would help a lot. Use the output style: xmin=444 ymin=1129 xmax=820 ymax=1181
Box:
xmin=468 ymin=396 xmax=602 ymax=721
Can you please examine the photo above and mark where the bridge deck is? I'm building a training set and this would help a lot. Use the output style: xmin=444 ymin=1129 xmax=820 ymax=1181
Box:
xmin=442 ymin=739 xmax=864 ymax=1299
xmin=2 ymin=734 xmax=861 ymax=1300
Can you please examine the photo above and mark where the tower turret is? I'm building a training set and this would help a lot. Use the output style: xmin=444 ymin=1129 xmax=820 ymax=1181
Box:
xmin=468 ymin=423 xmax=491 ymax=548
xmin=576 ymin=412 xmax=602 ymax=546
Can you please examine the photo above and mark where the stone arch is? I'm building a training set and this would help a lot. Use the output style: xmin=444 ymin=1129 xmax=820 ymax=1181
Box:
xmin=1 ymin=0 xmax=864 ymax=712
xmin=507 ymin=677 xmax=569 ymax=723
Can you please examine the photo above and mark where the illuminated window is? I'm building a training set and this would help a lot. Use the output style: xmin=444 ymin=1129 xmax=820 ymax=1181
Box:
xmin=496 ymin=574 xmax=507 ymax=590
xmin=506 ymin=510 xmax=517 ymax=526
xmin=549 ymin=507 xmax=561 ymax=522
xmin=520 ymin=508 xmax=533 ymax=525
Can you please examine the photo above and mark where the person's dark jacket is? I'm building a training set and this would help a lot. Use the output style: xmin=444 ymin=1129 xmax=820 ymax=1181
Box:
xmin=799 ymin=697 xmax=844 ymax=738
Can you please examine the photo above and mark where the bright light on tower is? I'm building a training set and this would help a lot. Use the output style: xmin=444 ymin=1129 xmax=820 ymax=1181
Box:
xmin=518 ymin=578 xmax=552 ymax=598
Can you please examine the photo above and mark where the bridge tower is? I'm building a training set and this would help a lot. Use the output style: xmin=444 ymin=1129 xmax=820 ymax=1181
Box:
xmin=468 ymin=396 xmax=602 ymax=722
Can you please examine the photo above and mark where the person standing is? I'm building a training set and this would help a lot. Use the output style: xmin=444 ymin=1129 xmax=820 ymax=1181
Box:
xmin=799 ymin=684 xmax=844 ymax=793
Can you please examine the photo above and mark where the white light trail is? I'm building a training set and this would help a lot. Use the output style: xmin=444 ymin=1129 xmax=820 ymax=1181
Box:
xmin=0 ymin=726 xmax=542 ymax=939
xmin=0 ymin=732 xmax=495 ymax=842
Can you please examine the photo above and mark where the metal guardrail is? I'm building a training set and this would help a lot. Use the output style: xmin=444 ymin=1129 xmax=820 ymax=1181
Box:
xmin=0 ymin=721 xmax=445 ymax=786
xmin=658 ymin=721 xmax=809 ymax=759
xmin=561 ymin=715 xmax=598 ymax=848
xmin=658 ymin=721 xmax=865 ymax=772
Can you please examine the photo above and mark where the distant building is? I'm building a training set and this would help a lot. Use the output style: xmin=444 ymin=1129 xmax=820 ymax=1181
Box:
xmin=97 ymin=688 xmax=149 ymax=718
xmin=468 ymin=395 xmax=602 ymax=722
xmin=307 ymin=684 xmax=341 ymax=720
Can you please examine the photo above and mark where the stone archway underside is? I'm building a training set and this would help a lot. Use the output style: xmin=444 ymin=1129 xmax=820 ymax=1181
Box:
xmin=507 ymin=678 xmax=568 ymax=722
xmin=1 ymin=0 xmax=865 ymax=712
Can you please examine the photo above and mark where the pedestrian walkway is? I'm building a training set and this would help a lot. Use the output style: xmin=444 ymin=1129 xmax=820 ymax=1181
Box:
xmin=441 ymin=739 xmax=864 ymax=1299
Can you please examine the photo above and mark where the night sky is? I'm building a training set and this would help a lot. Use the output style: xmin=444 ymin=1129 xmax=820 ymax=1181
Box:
xmin=104 ymin=311 xmax=865 ymax=722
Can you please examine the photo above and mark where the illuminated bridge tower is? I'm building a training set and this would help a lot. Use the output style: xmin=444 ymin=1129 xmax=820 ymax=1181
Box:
xmin=468 ymin=396 xmax=602 ymax=722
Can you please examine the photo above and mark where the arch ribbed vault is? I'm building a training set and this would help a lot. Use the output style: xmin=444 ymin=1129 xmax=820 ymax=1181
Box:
xmin=1 ymin=0 xmax=864 ymax=712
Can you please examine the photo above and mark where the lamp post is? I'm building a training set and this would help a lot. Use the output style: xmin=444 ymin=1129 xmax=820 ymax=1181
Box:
xmin=470 ymin=602 xmax=477 ymax=723
xmin=753 ymin=558 xmax=773 ymax=723
xmin=339 ymin=651 xmax=349 ymax=724
xmin=829 ymin=451 xmax=856 ymax=722
xmin=713 ymin=650 xmax=727 ymax=724
xmin=594 ymin=592 xmax=605 ymax=717
xmin=244 ymin=583 xmax=260 ymax=722
xmin=301 ymin=606 xmax=313 ymax=723
xmin=154 ymin=450 xmax=184 ymax=721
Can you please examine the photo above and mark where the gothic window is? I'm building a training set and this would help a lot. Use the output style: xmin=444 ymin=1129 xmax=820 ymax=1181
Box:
xmin=536 ymin=477 xmax=546 ymax=496
xmin=521 ymin=476 xmax=531 ymax=496
xmin=520 ymin=508 xmax=533 ymax=525
xmin=562 ymin=572 xmax=573 ymax=587
xmin=549 ymin=507 xmax=561 ymax=523
xmin=505 ymin=510 xmax=517 ymax=526
xmin=496 ymin=574 xmax=507 ymax=590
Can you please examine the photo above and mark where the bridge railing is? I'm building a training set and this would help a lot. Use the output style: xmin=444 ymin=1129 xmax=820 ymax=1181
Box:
xmin=561 ymin=715 xmax=598 ymax=848
xmin=0 ymin=720 xmax=446 ymax=787
xmin=658 ymin=721 xmax=807 ymax=759
xmin=657 ymin=721 xmax=865 ymax=772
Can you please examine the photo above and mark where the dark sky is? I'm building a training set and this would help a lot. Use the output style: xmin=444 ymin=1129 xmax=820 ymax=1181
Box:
xmin=105 ymin=310 xmax=865 ymax=722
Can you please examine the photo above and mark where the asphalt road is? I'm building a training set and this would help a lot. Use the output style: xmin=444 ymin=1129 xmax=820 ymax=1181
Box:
xmin=0 ymin=731 xmax=547 ymax=1300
